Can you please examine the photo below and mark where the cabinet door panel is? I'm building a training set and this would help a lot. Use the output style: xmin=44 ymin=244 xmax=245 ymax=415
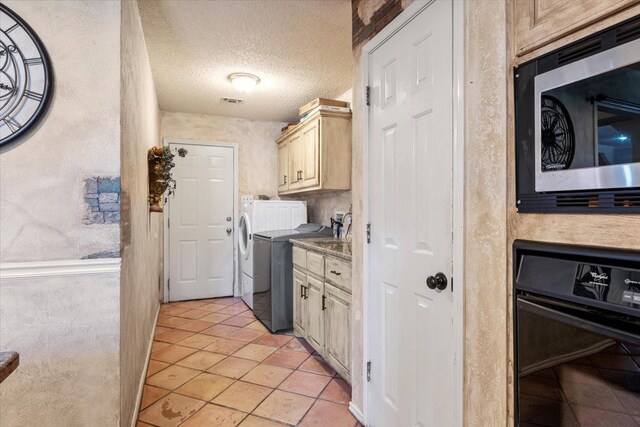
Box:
xmin=514 ymin=0 xmax=639 ymax=56
xmin=277 ymin=141 xmax=289 ymax=193
xmin=288 ymin=134 xmax=302 ymax=191
xmin=306 ymin=275 xmax=325 ymax=353
xmin=301 ymin=119 xmax=320 ymax=188
xmin=324 ymin=283 xmax=351 ymax=382
xmin=293 ymin=268 xmax=307 ymax=336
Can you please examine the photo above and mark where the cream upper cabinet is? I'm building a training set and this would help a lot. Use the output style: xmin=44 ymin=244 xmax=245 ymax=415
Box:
xmin=276 ymin=110 xmax=351 ymax=195
xmin=301 ymin=119 xmax=320 ymax=189
xmin=287 ymin=133 xmax=302 ymax=192
xmin=277 ymin=141 xmax=289 ymax=193
xmin=514 ymin=0 xmax=639 ymax=57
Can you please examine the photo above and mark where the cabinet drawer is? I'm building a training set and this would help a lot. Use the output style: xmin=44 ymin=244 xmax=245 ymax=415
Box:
xmin=306 ymin=251 xmax=325 ymax=277
xmin=324 ymin=257 xmax=351 ymax=292
xmin=292 ymin=246 xmax=306 ymax=269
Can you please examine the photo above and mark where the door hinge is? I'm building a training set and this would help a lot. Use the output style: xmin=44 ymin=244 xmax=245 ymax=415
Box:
xmin=367 ymin=361 xmax=371 ymax=382
xmin=168 ymin=218 xmax=170 ymax=228
xmin=365 ymin=86 xmax=371 ymax=106
xmin=366 ymin=223 xmax=371 ymax=244
xmin=167 ymin=278 xmax=170 ymax=290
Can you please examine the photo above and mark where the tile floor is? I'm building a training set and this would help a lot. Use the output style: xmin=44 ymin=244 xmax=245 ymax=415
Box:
xmin=519 ymin=342 xmax=640 ymax=427
xmin=137 ymin=297 xmax=360 ymax=427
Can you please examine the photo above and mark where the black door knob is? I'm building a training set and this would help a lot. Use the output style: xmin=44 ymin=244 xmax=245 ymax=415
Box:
xmin=426 ymin=273 xmax=448 ymax=291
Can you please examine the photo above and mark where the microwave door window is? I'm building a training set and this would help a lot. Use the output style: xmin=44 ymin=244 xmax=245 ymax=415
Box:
xmin=541 ymin=61 xmax=640 ymax=173
xmin=596 ymin=98 xmax=640 ymax=167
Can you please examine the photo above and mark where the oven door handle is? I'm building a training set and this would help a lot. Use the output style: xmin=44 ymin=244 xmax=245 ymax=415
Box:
xmin=517 ymin=297 xmax=640 ymax=346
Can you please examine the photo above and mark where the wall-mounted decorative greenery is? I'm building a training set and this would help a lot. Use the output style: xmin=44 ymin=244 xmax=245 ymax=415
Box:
xmin=148 ymin=146 xmax=188 ymax=212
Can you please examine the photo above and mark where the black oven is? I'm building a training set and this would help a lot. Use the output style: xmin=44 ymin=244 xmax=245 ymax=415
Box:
xmin=515 ymin=17 xmax=640 ymax=213
xmin=514 ymin=241 xmax=640 ymax=426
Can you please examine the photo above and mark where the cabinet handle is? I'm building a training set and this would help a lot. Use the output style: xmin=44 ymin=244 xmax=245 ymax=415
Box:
xmin=330 ymin=270 xmax=342 ymax=276
xmin=322 ymin=295 xmax=326 ymax=311
xmin=284 ymin=174 xmax=287 ymax=184
xmin=304 ymin=286 xmax=308 ymax=299
xmin=300 ymin=284 xmax=304 ymax=298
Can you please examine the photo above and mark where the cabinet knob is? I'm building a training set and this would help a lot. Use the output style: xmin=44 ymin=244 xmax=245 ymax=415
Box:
xmin=226 ymin=228 xmax=232 ymax=234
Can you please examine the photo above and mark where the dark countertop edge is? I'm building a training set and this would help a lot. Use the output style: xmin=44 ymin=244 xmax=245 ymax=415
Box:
xmin=0 ymin=351 xmax=19 ymax=384
xmin=290 ymin=238 xmax=352 ymax=262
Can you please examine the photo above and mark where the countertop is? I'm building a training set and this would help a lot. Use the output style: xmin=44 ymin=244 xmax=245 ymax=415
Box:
xmin=290 ymin=237 xmax=352 ymax=261
xmin=0 ymin=351 xmax=19 ymax=384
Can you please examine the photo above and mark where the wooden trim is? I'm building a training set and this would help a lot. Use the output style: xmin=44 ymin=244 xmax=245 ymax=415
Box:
xmin=349 ymin=402 xmax=365 ymax=424
xmin=130 ymin=305 xmax=160 ymax=427
xmin=514 ymin=0 xmax=640 ymax=58
xmin=0 ymin=258 xmax=121 ymax=280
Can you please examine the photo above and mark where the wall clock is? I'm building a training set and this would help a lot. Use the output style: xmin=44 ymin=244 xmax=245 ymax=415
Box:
xmin=540 ymin=95 xmax=575 ymax=172
xmin=0 ymin=4 xmax=53 ymax=148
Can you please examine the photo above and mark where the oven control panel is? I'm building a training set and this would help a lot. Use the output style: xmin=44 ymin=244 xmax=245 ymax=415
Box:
xmin=573 ymin=264 xmax=640 ymax=308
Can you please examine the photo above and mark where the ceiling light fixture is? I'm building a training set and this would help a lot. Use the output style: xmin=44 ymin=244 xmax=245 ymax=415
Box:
xmin=228 ymin=72 xmax=260 ymax=93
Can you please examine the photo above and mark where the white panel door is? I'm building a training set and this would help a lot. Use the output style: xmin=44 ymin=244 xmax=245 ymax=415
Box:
xmin=169 ymin=143 xmax=235 ymax=301
xmin=368 ymin=1 xmax=454 ymax=426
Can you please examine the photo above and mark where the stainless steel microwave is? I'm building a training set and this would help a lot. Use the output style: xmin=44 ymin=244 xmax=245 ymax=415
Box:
xmin=515 ymin=17 xmax=640 ymax=214
xmin=535 ymin=37 xmax=640 ymax=192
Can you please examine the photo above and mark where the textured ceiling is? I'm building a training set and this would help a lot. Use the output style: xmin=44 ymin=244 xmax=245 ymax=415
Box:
xmin=137 ymin=0 xmax=353 ymax=122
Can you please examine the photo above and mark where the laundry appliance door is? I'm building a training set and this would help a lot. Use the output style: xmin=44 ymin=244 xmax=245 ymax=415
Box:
xmin=239 ymin=212 xmax=253 ymax=308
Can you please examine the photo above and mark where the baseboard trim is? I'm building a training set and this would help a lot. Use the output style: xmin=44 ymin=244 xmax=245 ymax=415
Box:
xmin=0 ymin=258 xmax=121 ymax=280
xmin=130 ymin=304 xmax=160 ymax=427
xmin=349 ymin=401 xmax=364 ymax=425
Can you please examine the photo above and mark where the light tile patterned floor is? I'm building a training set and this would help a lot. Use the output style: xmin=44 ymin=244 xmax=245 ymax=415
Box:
xmin=137 ymin=297 xmax=359 ymax=427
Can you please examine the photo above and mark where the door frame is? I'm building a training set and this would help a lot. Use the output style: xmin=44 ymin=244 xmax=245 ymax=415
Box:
xmin=361 ymin=0 xmax=465 ymax=425
xmin=162 ymin=138 xmax=240 ymax=303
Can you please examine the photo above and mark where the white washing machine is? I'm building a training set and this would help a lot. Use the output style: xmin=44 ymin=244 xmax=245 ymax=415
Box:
xmin=239 ymin=197 xmax=307 ymax=308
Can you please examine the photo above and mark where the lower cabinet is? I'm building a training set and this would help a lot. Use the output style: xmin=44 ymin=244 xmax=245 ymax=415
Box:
xmin=324 ymin=283 xmax=351 ymax=381
xmin=292 ymin=247 xmax=352 ymax=383
xmin=293 ymin=268 xmax=307 ymax=334
xmin=306 ymin=275 xmax=325 ymax=353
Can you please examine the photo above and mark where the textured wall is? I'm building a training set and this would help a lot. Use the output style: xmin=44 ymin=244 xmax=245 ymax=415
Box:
xmin=160 ymin=111 xmax=284 ymax=201
xmin=0 ymin=0 xmax=121 ymax=262
xmin=0 ymin=2 xmax=122 ymax=426
xmin=506 ymin=3 xmax=640 ymax=425
xmin=120 ymin=1 xmax=163 ymax=426
xmin=0 ymin=274 xmax=120 ymax=427
xmin=464 ymin=1 xmax=509 ymax=425
xmin=289 ymin=190 xmax=353 ymax=227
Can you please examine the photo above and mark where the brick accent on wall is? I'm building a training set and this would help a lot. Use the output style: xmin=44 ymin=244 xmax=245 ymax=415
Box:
xmin=352 ymin=0 xmax=404 ymax=48
xmin=83 ymin=177 xmax=121 ymax=224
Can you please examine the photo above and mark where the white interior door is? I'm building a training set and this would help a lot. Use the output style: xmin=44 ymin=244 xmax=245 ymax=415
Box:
xmin=169 ymin=143 xmax=235 ymax=301
xmin=367 ymin=1 xmax=454 ymax=425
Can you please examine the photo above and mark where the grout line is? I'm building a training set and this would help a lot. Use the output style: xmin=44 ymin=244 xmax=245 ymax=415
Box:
xmin=140 ymin=299 xmax=354 ymax=426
